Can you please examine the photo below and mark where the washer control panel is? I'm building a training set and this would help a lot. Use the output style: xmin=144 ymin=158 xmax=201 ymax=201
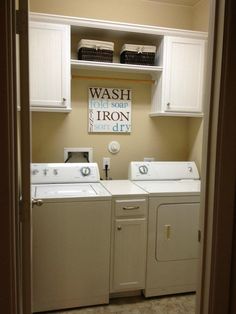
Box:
xmin=31 ymin=163 xmax=100 ymax=184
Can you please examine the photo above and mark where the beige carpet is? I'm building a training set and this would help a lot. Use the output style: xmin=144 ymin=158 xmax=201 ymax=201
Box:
xmin=46 ymin=293 xmax=195 ymax=314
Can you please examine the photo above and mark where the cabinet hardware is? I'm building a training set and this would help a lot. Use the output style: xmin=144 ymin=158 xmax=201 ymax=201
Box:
xmin=117 ymin=226 xmax=122 ymax=231
xmin=122 ymin=206 xmax=140 ymax=210
xmin=165 ymin=224 xmax=171 ymax=239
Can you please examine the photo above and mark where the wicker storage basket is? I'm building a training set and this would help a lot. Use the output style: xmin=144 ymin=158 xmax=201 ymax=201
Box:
xmin=77 ymin=39 xmax=114 ymax=63
xmin=120 ymin=44 xmax=156 ymax=66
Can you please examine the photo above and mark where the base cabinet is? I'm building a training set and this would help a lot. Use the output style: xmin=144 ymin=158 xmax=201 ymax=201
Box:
xmin=110 ymin=199 xmax=147 ymax=293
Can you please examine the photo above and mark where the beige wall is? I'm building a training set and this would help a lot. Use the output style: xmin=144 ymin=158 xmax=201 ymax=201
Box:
xmin=192 ymin=0 xmax=210 ymax=31
xmin=30 ymin=0 xmax=193 ymax=30
xmin=189 ymin=0 xmax=209 ymax=174
xmin=30 ymin=0 xmax=210 ymax=178
xmin=188 ymin=118 xmax=203 ymax=172
xmin=32 ymin=75 xmax=189 ymax=179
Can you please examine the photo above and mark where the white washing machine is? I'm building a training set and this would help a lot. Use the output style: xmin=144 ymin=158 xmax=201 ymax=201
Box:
xmin=129 ymin=161 xmax=201 ymax=297
xmin=31 ymin=163 xmax=111 ymax=312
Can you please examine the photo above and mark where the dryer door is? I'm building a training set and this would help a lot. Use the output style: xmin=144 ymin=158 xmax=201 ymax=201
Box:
xmin=156 ymin=203 xmax=199 ymax=261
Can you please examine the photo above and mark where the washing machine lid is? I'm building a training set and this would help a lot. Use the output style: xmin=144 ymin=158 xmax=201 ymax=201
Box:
xmin=134 ymin=180 xmax=201 ymax=196
xmin=33 ymin=183 xmax=111 ymax=199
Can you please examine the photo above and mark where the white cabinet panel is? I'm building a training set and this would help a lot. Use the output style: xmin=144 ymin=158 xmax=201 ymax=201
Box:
xmin=29 ymin=22 xmax=70 ymax=111
xmin=162 ymin=36 xmax=205 ymax=113
xmin=112 ymin=218 xmax=147 ymax=291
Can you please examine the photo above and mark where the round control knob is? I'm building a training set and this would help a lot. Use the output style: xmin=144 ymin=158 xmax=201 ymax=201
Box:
xmin=53 ymin=169 xmax=58 ymax=175
xmin=139 ymin=165 xmax=148 ymax=175
xmin=32 ymin=169 xmax=39 ymax=175
xmin=80 ymin=166 xmax=91 ymax=177
xmin=43 ymin=168 xmax=49 ymax=176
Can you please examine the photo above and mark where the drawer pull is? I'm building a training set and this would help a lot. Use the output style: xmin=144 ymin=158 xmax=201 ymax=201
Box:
xmin=122 ymin=206 xmax=140 ymax=210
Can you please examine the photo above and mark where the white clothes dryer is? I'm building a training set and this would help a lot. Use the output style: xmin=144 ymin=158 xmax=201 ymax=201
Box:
xmin=129 ymin=161 xmax=201 ymax=297
xmin=31 ymin=163 xmax=111 ymax=312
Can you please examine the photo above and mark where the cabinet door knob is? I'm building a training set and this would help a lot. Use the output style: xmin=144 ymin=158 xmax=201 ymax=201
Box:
xmin=167 ymin=102 xmax=170 ymax=108
xmin=117 ymin=226 xmax=122 ymax=231
xmin=62 ymin=98 xmax=66 ymax=102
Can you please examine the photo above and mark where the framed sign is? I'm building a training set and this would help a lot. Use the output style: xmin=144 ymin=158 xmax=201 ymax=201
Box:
xmin=88 ymin=87 xmax=132 ymax=133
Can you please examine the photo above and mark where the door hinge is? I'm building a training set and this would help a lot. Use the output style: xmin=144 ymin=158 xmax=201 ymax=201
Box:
xmin=198 ymin=230 xmax=201 ymax=242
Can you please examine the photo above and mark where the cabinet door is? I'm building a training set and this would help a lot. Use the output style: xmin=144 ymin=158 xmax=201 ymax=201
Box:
xmin=112 ymin=218 xmax=147 ymax=292
xmin=29 ymin=22 xmax=70 ymax=110
xmin=163 ymin=36 xmax=205 ymax=113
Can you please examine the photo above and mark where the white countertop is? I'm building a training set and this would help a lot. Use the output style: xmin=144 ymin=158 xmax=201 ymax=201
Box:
xmin=101 ymin=180 xmax=148 ymax=196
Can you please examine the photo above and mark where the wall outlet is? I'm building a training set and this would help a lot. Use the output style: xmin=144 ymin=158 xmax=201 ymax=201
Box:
xmin=144 ymin=157 xmax=155 ymax=162
xmin=103 ymin=157 xmax=110 ymax=169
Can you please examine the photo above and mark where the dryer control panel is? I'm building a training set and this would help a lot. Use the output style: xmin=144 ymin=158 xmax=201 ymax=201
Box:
xmin=31 ymin=163 xmax=100 ymax=184
xmin=129 ymin=161 xmax=200 ymax=181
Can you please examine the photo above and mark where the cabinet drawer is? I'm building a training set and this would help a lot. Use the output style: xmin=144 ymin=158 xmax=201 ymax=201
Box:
xmin=115 ymin=199 xmax=147 ymax=217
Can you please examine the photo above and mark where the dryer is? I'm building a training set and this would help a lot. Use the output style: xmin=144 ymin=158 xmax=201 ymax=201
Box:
xmin=31 ymin=163 xmax=111 ymax=312
xmin=129 ymin=161 xmax=201 ymax=297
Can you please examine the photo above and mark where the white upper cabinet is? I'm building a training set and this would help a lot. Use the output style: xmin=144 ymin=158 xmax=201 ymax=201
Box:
xmin=151 ymin=36 xmax=206 ymax=117
xmin=29 ymin=22 xmax=71 ymax=112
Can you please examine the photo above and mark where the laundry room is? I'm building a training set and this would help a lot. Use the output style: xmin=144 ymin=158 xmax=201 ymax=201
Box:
xmin=30 ymin=0 xmax=209 ymax=180
xmin=28 ymin=0 xmax=210 ymax=313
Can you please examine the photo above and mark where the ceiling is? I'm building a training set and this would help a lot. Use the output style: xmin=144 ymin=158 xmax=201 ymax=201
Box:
xmin=146 ymin=0 xmax=200 ymax=6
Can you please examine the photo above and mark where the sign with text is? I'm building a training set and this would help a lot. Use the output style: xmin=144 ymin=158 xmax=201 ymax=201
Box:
xmin=88 ymin=87 xmax=132 ymax=133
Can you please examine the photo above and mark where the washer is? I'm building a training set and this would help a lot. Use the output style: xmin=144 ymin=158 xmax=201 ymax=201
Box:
xmin=31 ymin=163 xmax=111 ymax=312
xmin=129 ymin=161 xmax=201 ymax=297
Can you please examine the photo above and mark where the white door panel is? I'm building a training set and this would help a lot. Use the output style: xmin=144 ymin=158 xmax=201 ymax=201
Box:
xmin=163 ymin=36 xmax=205 ymax=113
xmin=29 ymin=22 xmax=70 ymax=109
xmin=112 ymin=218 xmax=147 ymax=291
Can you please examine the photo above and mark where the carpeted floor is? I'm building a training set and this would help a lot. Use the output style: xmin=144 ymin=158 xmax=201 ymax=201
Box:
xmin=45 ymin=293 xmax=195 ymax=314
